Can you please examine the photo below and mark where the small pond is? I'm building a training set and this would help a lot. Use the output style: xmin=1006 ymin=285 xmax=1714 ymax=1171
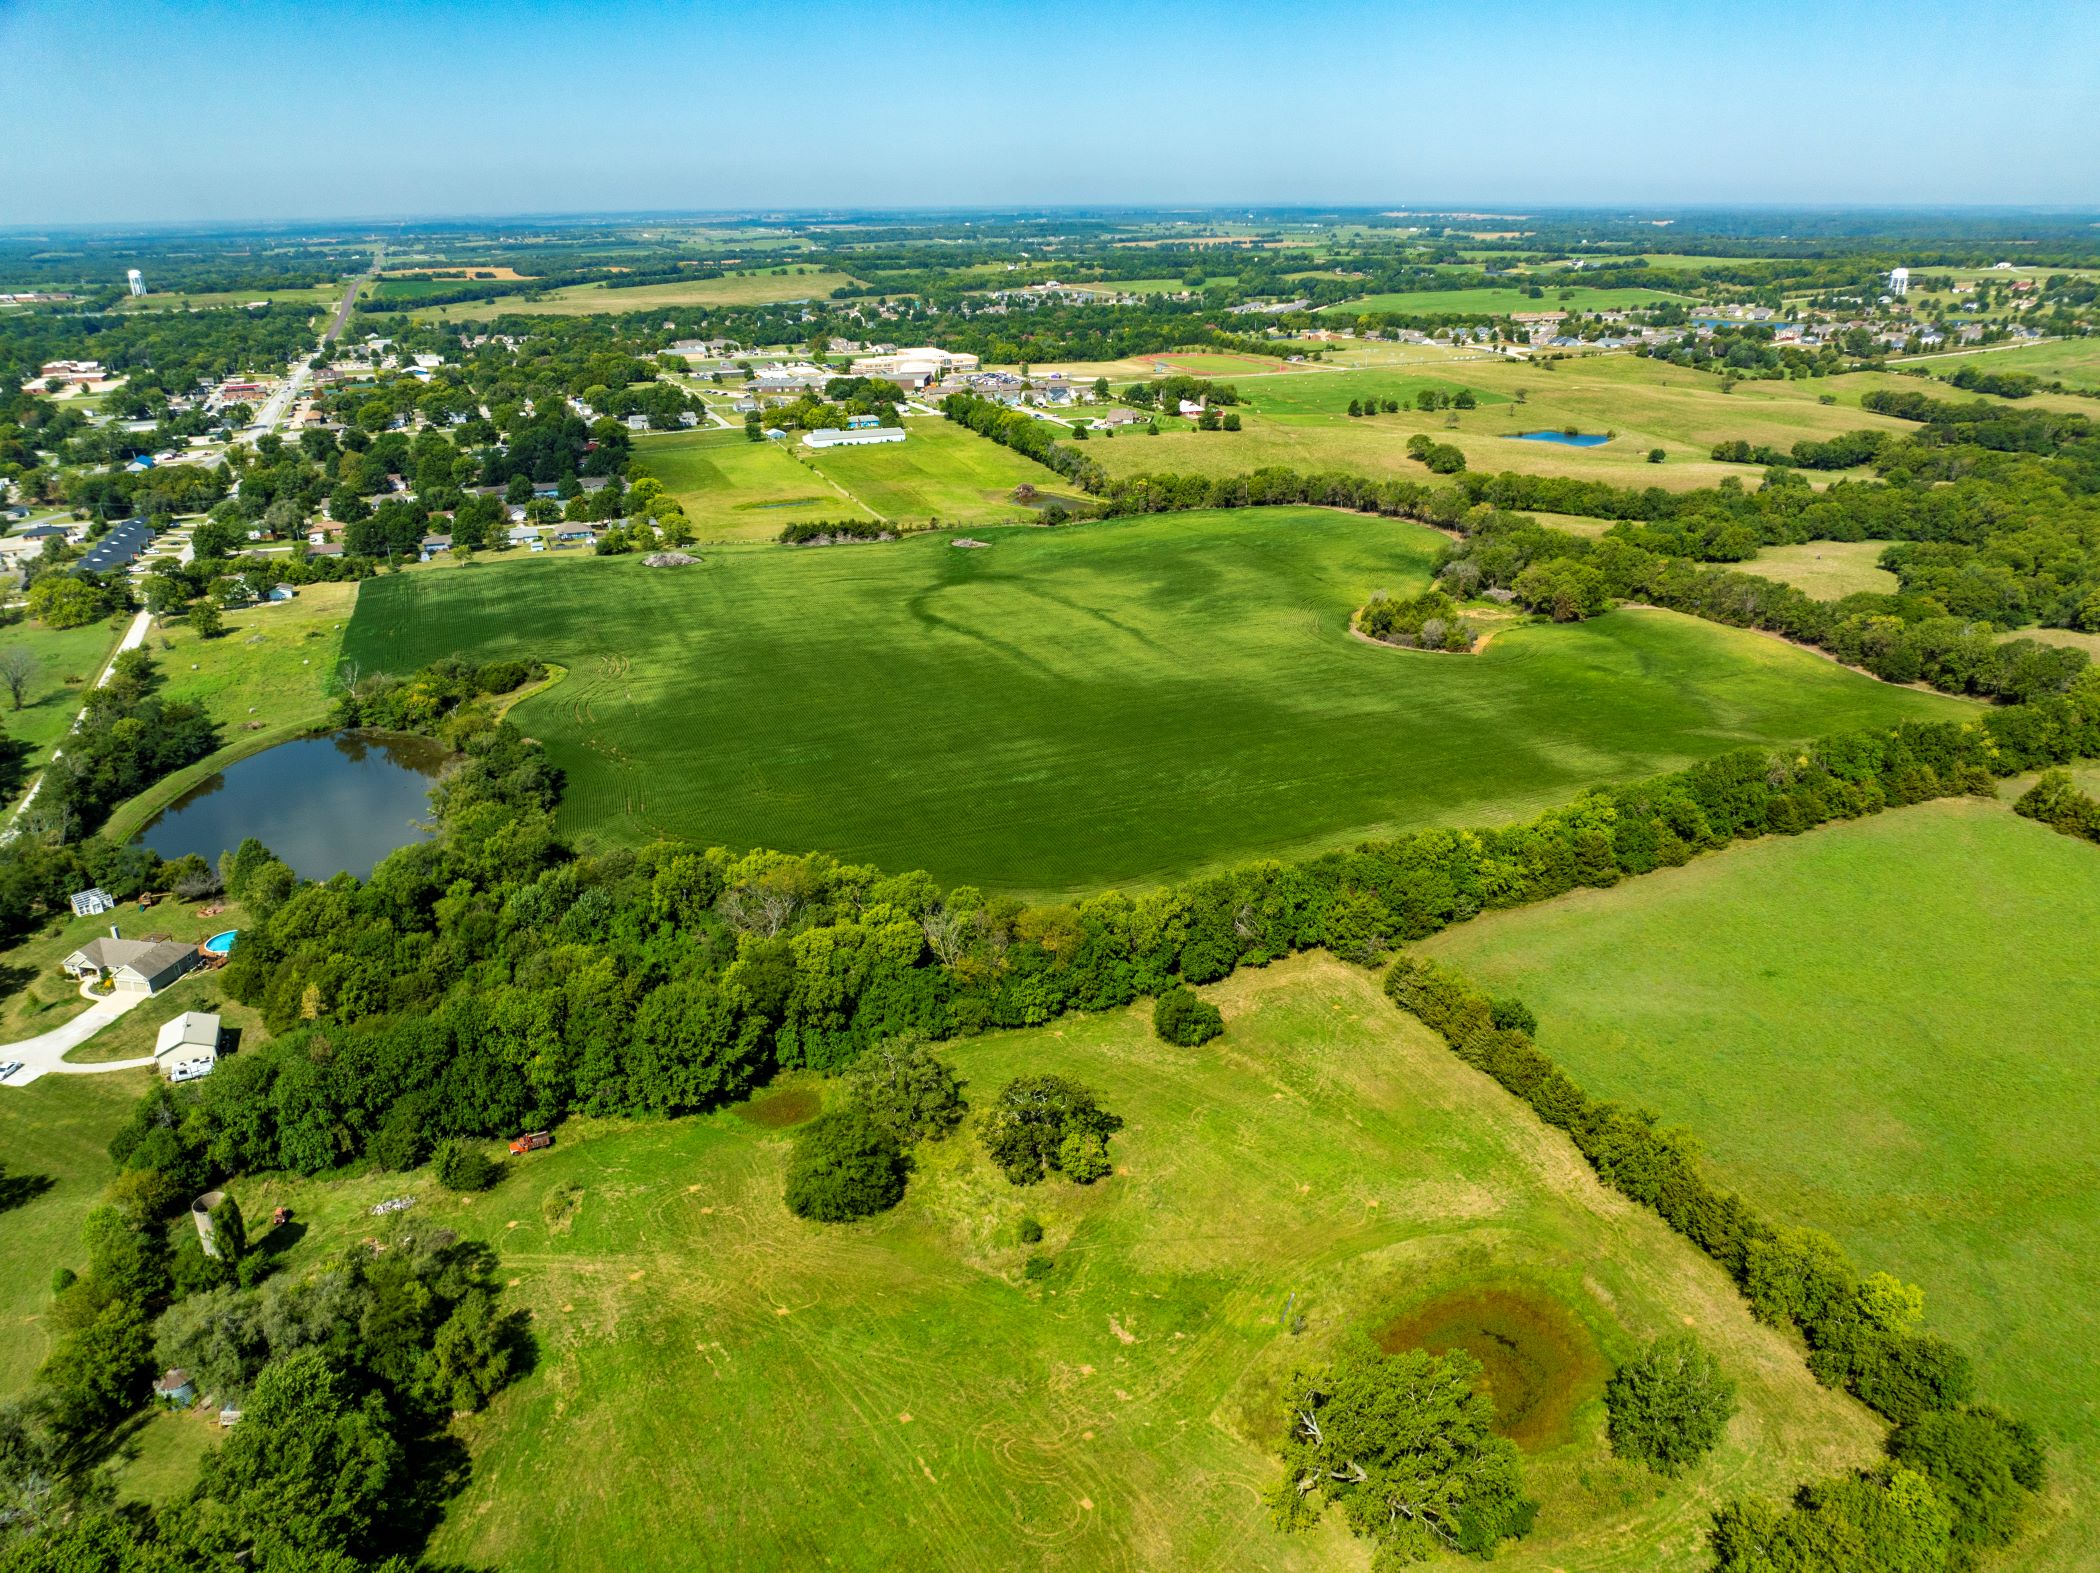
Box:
xmin=136 ymin=730 xmax=450 ymax=882
xmin=1509 ymin=430 xmax=1611 ymax=448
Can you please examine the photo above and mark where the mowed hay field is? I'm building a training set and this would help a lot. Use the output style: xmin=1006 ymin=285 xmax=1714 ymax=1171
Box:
xmin=418 ymin=266 xmax=860 ymax=319
xmin=1087 ymin=355 xmax=1919 ymax=491
xmin=1736 ymin=541 xmax=1898 ymax=600
xmin=342 ymin=508 xmax=1967 ymax=894
xmin=634 ymin=421 xmax=1072 ymax=539
xmin=214 ymin=957 xmax=1880 ymax=1573
xmin=1418 ymin=800 xmax=2100 ymax=1569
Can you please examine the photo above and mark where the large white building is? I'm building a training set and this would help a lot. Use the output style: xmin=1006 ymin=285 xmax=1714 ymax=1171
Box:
xmin=126 ymin=269 xmax=146 ymax=297
xmin=848 ymin=347 xmax=981 ymax=388
xmin=802 ymin=426 xmax=907 ymax=449
xmin=1888 ymin=267 xmax=1910 ymax=297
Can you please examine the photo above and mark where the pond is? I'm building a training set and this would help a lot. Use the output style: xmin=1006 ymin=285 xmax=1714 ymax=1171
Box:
xmin=137 ymin=730 xmax=450 ymax=882
xmin=1509 ymin=430 xmax=1611 ymax=447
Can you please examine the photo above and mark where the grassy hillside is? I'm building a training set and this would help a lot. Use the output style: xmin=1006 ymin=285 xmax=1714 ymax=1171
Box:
xmin=341 ymin=509 xmax=1966 ymax=894
xmin=205 ymin=957 xmax=1880 ymax=1572
xmin=1418 ymin=799 xmax=2100 ymax=1569
xmin=0 ymin=1071 xmax=153 ymax=1397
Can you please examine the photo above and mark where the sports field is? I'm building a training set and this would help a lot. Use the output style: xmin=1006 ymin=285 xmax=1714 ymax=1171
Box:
xmin=634 ymin=421 xmax=1069 ymax=537
xmin=341 ymin=508 xmax=1965 ymax=893
xmin=1419 ymin=799 xmax=2100 ymax=1569
xmin=1321 ymin=285 xmax=1692 ymax=316
xmin=199 ymin=955 xmax=1878 ymax=1572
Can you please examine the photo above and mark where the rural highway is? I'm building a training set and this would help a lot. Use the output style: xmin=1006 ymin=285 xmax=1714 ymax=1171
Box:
xmin=241 ymin=242 xmax=383 ymax=443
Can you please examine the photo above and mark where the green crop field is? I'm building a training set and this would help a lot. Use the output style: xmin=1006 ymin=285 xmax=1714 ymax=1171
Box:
xmin=169 ymin=956 xmax=1879 ymax=1572
xmin=1418 ymin=799 xmax=2100 ymax=1569
xmin=1321 ymin=286 xmax=1691 ymax=317
xmin=1736 ymin=541 xmax=1898 ymax=600
xmin=341 ymin=508 xmax=1965 ymax=894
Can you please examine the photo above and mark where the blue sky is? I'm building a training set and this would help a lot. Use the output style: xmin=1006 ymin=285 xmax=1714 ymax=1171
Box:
xmin=3 ymin=0 xmax=2096 ymax=225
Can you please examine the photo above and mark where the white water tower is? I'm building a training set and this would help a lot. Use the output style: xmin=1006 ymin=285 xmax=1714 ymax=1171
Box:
xmin=1888 ymin=266 xmax=1910 ymax=297
xmin=126 ymin=268 xmax=145 ymax=297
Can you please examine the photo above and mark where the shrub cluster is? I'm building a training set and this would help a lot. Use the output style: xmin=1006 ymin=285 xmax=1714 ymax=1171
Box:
xmin=777 ymin=517 xmax=896 ymax=545
xmin=978 ymin=1075 xmax=1121 ymax=1185
xmin=1152 ymin=983 xmax=1224 ymax=1045
xmin=1357 ymin=588 xmax=1476 ymax=651
xmin=335 ymin=653 xmax=544 ymax=732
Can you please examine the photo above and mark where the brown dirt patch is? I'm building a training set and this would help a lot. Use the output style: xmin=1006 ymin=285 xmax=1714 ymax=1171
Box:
xmin=1375 ymin=1282 xmax=1607 ymax=1451
xmin=736 ymin=1087 xmax=821 ymax=1129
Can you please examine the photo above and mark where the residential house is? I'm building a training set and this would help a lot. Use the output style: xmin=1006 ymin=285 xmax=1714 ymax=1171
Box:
xmin=62 ymin=935 xmax=202 ymax=995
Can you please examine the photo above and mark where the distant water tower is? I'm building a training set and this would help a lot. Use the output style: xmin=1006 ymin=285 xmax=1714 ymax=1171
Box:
xmin=126 ymin=268 xmax=146 ymax=297
xmin=1888 ymin=267 xmax=1910 ymax=297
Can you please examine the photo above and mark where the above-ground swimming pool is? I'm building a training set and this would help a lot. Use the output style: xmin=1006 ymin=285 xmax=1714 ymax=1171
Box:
xmin=1509 ymin=430 xmax=1611 ymax=447
xmin=203 ymin=930 xmax=238 ymax=956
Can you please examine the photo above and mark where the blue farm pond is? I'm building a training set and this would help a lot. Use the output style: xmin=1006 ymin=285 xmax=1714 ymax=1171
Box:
xmin=137 ymin=730 xmax=450 ymax=882
xmin=1510 ymin=430 xmax=1611 ymax=448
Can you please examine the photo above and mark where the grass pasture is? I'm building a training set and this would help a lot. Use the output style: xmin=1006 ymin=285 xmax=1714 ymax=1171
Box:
xmin=630 ymin=430 xmax=842 ymax=540
xmin=1912 ymin=337 xmax=2100 ymax=396
xmin=202 ymin=956 xmax=1879 ymax=1571
xmin=1736 ymin=541 xmax=1898 ymax=600
xmin=0 ymin=616 xmax=130 ymax=793
xmin=1419 ymin=800 xmax=2100 ymax=1569
xmin=634 ymin=422 xmax=1068 ymax=536
xmin=0 ymin=1071 xmax=153 ymax=1398
xmin=798 ymin=418 xmax=1071 ymax=524
xmin=1087 ymin=353 xmax=1914 ymax=491
xmin=341 ymin=508 xmax=1965 ymax=894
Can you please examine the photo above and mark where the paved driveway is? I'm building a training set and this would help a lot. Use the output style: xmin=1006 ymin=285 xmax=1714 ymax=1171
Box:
xmin=0 ymin=984 xmax=153 ymax=1086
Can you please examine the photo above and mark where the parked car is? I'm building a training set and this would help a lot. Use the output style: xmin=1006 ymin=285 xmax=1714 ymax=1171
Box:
xmin=0 ymin=1061 xmax=22 ymax=1081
